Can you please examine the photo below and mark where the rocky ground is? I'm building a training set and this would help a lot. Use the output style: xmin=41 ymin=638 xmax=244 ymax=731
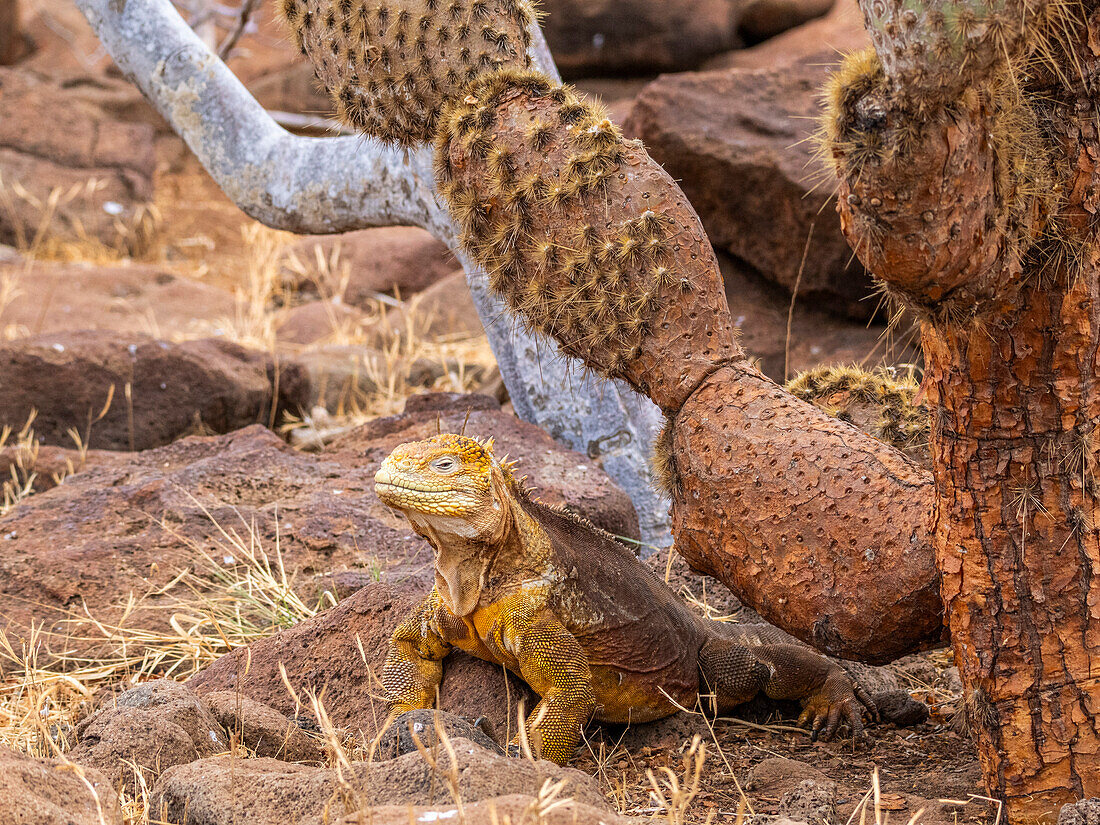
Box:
xmin=0 ymin=1 xmax=987 ymax=824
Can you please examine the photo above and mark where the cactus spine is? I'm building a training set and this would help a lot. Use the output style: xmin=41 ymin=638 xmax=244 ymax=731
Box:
xmin=280 ymin=0 xmax=535 ymax=145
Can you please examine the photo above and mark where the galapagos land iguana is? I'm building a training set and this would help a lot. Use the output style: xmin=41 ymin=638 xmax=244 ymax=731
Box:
xmin=375 ymin=434 xmax=878 ymax=764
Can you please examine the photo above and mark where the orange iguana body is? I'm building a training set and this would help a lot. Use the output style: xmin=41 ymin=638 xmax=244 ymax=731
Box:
xmin=375 ymin=434 xmax=876 ymax=764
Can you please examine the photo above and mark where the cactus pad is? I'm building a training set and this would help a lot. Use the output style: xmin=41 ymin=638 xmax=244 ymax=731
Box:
xmin=280 ymin=0 xmax=536 ymax=145
xmin=434 ymin=70 xmax=737 ymax=402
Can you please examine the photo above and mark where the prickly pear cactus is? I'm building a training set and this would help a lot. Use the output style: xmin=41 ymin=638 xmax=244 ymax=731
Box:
xmin=435 ymin=69 xmax=738 ymax=404
xmin=785 ymin=365 xmax=929 ymax=463
xmin=280 ymin=0 xmax=534 ymax=144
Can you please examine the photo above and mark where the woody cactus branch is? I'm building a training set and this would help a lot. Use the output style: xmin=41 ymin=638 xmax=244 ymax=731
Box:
xmin=825 ymin=0 xmax=1100 ymax=817
xmin=74 ymin=0 xmax=671 ymax=545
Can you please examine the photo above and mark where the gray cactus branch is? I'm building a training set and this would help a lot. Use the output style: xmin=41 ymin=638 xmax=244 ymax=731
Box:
xmin=73 ymin=0 xmax=670 ymax=545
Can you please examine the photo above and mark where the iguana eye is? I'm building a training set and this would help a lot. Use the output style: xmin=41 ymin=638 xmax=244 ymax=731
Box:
xmin=431 ymin=456 xmax=458 ymax=473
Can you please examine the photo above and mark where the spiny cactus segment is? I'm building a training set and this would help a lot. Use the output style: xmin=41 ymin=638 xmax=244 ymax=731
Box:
xmin=279 ymin=0 xmax=733 ymax=393
xmin=786 ymin=365 xmax=929 ymax=460
xmin=435 ymin=70 xmax=686 ymax=378
xmin=280 ymin=0 xmax=535 ymax=145
xmin=818 ymin=44 xmax=1061 ymax=321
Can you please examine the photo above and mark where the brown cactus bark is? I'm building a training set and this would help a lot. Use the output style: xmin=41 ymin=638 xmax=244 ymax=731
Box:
xmin=828 ymin=8 xmax=1100 ymax=818
xmin=922 ymin=278 xmax=1100 ymax=819
xmin=669 ymin=362 xmax=941 ymax=662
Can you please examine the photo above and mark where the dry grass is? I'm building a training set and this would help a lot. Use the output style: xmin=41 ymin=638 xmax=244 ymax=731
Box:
xmin=0 ymin=410 xmax=93 ymax=517
xmin=207 ymin=223 xmax=496 ymax=446
xmin=645 ymin=735 xmax=710 ymax=825
xmin=0 ymin=498 xmax=342 ymax=825
xmin=0 ymin=174 xmax=162 ymax=263
xmin=0 ymin=499 xmax=332 ymax=757
xmin=0 ymin=173 xmax=496 ymax=447
xmin=0 ymin=412 xmax=39 ymax=517
xmin=0 ymin=262 xmax=23 ymax=342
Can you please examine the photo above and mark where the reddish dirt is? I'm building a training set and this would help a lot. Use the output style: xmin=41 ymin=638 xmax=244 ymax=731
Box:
xmin=573 ymin=717 xmax=991 ymax=824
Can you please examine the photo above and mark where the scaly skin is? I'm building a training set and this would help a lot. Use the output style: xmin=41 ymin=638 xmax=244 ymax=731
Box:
xmin=375 ymin=434 xmax=878 ymax=764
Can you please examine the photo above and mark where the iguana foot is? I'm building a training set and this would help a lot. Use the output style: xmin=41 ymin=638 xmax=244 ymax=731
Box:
xmin=797 ymin=669 xmax=878 ymax=743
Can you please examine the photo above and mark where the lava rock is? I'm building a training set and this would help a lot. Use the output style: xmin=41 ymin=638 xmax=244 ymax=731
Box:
xmin=374 ymin=709 xmax=503 ymax=760
xmin=202 ymin=691 xmax=327 ymax=762
xmin=0 ymin=747 xmax=123 ymax=825
xmin=151 ymin=739 xmax=609 ymax=824
xmin=624 ymin=57 xmax=877 ymax=320
xmin=69 ymin=680 xmax=226 ymax=789
xmin=0 ymin=330 xmax=309 ymax=450
xmin=0 ymin=68 xmax=154 ymax=254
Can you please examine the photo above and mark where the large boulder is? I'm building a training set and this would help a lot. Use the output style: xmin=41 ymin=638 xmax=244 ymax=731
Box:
xmin=718 ymin=254 xmax=920 ymax=381
xmin=0 ymin=330 xmax=309 ymax=450
xmin=366 ymin=269 xmax=483 ymax=343
xmin=67 ymin=680 xmax=328 ymax=789
xmin=0 ymin=747 xmax=123 ymax=825
xmin=285 ymin=226 xmax=459 ymax=307
xmin=0 ymin=68 xmax=155 ymax=254
xmin=275 ymin=300 xmax=372 ymax=347
xmin=151 ymin=740 xmax=612 ymax=825
xmin=201 ymin=691 xmax=327 ymax=763
xmin=540 ymin=0 xmax=837 ymax=77
xmin=540 ymin=0 xmax=738 ymax=77
xmin=705 ymin=0 xmax=868 ymax=71
xmin=737 ymin=0 xmax=834 ymax=42
xmin=0 ymin=425 xmax=405 ymax=645
xmin=68 ymin=681 xmax=227 ymax=789
xmin=0 ymin=0 xmax=22 ymax=65
xmin=624 ymin=55 xmax=877 ymax=320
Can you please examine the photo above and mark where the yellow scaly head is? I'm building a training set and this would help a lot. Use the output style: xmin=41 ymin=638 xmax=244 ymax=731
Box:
xmin=374 ymin=434 xmax=510 ymax=520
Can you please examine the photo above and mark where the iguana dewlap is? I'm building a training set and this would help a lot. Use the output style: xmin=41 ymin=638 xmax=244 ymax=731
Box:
xmin=375 ymin=434 xmax=876 ymax=764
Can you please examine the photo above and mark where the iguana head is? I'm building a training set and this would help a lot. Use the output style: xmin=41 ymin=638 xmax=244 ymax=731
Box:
xmin=374 ymin=433 xmax=515 ymax=539
xmin=375 ymin=434 xmax=522 ymax=615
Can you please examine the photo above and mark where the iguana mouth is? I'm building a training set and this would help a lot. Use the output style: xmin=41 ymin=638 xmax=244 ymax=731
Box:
xmin=375 ymin=481 xmax=457 ymax=497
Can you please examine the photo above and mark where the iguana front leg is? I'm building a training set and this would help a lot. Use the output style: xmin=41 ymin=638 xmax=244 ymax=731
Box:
xmin=382 ymin=590 xmax=453 ymax=712
xmin=699 ymin=639 xmax=877 ymax=741
xmin=489 ymin=603 xmax=595 ymax=765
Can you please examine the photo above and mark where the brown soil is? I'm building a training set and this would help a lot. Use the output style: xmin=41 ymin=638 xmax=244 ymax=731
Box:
xmin=573 ymin=718 xmax=990 ymax=824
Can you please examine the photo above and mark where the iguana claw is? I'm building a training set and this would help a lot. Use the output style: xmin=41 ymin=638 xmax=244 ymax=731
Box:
xmin=798 ymin=668 xmax=877 ymax=745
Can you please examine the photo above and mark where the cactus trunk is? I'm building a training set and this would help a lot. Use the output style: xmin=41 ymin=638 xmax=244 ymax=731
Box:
xmin=923 ymin=276 xmax=1100 ymax=819
xmin=828 ymin=0 xmax=1100 ymax=817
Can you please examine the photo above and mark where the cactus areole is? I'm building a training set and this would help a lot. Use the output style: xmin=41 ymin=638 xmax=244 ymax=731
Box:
xmin=280 ymin=0 xmax=1098 ymax=817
